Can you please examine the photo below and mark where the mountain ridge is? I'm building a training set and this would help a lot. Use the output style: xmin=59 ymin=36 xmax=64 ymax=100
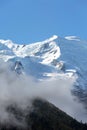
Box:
xmin=0 ymin=35 xmax=76 ymax=79
xmin=0 ymin=35 xmax=87 ymax=106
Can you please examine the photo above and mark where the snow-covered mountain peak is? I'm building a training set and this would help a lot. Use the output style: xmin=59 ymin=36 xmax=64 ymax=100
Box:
xmin=42 ymin=35 xmax=58 ymax=43
xmin=0 ymin=39 xmax=15 ymax=48
xmin=0 ymin=35 xmax=60 ymax=63
xmin=0 ymin=35 xmax=61 ymax=71
xmin=0 ymin=35 xmax=87 ymax=84
xmin=0 ymin=39 xmax=18 ymax=49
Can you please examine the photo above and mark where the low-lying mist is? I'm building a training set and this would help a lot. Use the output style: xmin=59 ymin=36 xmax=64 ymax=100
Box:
xmin=0 ymin=60 xmax=87 ymax=125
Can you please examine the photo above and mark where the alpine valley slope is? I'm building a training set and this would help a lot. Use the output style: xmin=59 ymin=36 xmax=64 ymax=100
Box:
xmin=0 ymin=35 xmax=87 ymax=105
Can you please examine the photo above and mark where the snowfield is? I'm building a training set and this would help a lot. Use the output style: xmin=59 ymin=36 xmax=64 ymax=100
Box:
xmin=0 ymin=35 xmax=87 ymax=87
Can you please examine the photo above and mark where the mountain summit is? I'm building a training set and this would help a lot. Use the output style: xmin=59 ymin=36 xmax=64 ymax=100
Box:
xmin=0 ymin=35 xmax=87 ymax=98
xmin=0 ymin=35 xmax=86 ymax=78
xmin=0 ymin=35 xmax=77 ymax=78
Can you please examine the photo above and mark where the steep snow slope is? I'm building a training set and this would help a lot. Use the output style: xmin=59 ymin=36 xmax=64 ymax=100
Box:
xmin=0 ymin=35 xmax=87 ymax=87
xmin=57 ymin=37 xmax=87 ymax=89
xmin=0 ymin=35 xmax=64 ymax=79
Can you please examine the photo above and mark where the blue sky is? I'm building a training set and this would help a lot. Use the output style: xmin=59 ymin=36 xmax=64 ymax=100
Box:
xmin=0 ymin=0 xmax=87 ymax=43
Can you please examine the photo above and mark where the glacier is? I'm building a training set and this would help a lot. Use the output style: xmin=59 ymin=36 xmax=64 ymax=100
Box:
xmin=0 ymin=35 xmax=76 ymax=79
xmin=0 ymin=35 xmax=87 ymax=79
xmin=0 ymin=35 xmax=87 ymax=89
